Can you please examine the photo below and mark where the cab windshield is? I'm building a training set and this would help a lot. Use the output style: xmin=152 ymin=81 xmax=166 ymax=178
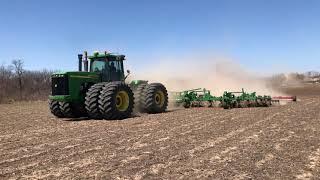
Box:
xmin=90 ymin=59 xmax=124 ymax=81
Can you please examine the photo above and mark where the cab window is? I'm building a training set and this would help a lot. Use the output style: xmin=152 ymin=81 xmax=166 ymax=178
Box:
xmin=90 ymin=59 xmax=124 ymax=81
xmin=91 ymin=60 xmax=106 ymax=72
xmin=108 ymin=61 xmax=123 ymax=72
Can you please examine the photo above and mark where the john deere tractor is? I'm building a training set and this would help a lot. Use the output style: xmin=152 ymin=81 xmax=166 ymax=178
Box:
xmin=49 ymin=51 xmax=168 ymax=120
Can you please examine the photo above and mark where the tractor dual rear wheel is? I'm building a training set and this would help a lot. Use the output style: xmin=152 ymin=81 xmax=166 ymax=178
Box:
xmin=142 ymin=83 xmax=168 ymax=113
xmin=98 ymin=82 xmax=134 ymax=120
xmin=134 ymin=83 xmax=168 ymax=113
xmin=133 ymin=83 xmax=148 ymax=112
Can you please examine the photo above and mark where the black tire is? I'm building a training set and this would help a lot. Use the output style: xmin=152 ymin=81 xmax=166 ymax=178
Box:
xmin=266 ymin=99 xmax=272 ymax=107
xmin=257 ymin=99 xmax=263 ymax=107
xmin=59 ymin=102 xmax=78 ymax=118
xmin=233 ymin=101 xmax=239 ymax=108
xmin=221 ymin=101 xmax=230 ymax=109
xmin=133 ymin=83 xmax=148 ymax=112
xmin=99 ymin=82 xmax=134 ymax=120
xmin=85 ymin=83 xmax=106 ymax=119
xmin=183 ymin=101 xmax=191 ymax=108
xmin=239 ymin=101 xmax=248 ymax=108
xmin=143 ymin=83 xmax=168 ymax=113
xmin=207 ymin=101 xmax=213 ymax=107
xmin=49 ymin=100 xmax=64 ymax=118
xmin=261 ymin=99 xmax=267 ymax=107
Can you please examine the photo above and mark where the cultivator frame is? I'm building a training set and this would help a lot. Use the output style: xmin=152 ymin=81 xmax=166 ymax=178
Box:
xmin=174 ymin=88 xmax=221 ymax=108
xmin=174 ymin=88 xmax=275 ymax=109
xmin=221 ymin=89 xmax=272 ymax=109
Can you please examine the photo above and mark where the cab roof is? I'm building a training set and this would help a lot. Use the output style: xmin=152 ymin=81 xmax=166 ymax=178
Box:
xmin=88 ymin=52 xmax=125 ymax=61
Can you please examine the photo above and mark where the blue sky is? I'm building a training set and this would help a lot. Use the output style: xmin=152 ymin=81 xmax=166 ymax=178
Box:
xmin=0 ymin=0 xmax=319 ymax=73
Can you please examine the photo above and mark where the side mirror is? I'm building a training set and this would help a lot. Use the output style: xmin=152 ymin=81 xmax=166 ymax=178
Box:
xmin=124 ymin=70 xmax=131 ymax=81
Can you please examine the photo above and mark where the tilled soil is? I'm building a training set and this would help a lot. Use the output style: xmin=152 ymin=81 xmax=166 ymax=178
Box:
xmin=0 ymin=94 xmax=320 ymax=179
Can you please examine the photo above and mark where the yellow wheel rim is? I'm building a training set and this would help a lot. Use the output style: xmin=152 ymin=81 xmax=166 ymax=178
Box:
xmin=154 ymin=90 xmax=165 ymax=107
xmin=116 ymin=91 xmax=129 ymax=111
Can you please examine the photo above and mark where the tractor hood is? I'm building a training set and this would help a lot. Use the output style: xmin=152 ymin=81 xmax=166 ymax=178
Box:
xmin=50 ymin=71 xmax=100 ymax=103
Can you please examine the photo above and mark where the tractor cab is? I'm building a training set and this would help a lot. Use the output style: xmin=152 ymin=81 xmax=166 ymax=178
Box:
xmin=79 ymin=51 xmax=127 ymax=82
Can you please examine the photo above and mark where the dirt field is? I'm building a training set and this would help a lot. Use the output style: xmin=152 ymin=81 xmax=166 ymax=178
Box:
xmin=1 ymin=84 xmax=320 ymax=179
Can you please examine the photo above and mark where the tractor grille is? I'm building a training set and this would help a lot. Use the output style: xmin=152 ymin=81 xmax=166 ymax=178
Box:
xmin=51 ymin=76 xmax=69 ymax=95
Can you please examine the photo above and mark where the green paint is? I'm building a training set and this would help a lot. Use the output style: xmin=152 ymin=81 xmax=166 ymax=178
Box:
xmin=174 ymin=88 xmax=272 ymax=109
xmin=88 ymin=52 xmax=125 ymax=60
xmin=174 ymin=88 xmax=221 ymax=107
xmin=52 ymin=71 xmax=100 ymax=103
xmin=129 ymin=80 xmax=148 ymax=89
xmin=49 ymin=95 xmax=72 ymax=102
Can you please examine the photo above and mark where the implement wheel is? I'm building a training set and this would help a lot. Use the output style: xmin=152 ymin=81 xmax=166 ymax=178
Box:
xmin=266 ymin=99 xmax=272 ymax=107
xmin=99 ymin=82 xmax=134 ymax=120
xmin=221 ymin=101 xmax=230 ymax=109
xmin=257 ymin=99 xmax=263 ymax=107
xmin=183 ymin=101 xmax=191 ymax=108
xmin=143 ymin=83 xmax=168 ymax=113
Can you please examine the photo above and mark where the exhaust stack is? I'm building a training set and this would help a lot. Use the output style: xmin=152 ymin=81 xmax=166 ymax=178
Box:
xmin=77 ymin=54 xmax=83 ymax=71
xmin=83 ymin=51 xmax=89 ymax=72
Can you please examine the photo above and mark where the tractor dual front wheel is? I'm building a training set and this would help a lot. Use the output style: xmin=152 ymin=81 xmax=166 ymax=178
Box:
xmin=49 ymin=100 xmax=83 ymax=118
xmin=85 ymin=83 xmax=107 ymax=119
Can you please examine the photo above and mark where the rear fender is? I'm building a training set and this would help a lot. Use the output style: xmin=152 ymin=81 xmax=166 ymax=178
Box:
xmin=129 ymin=80 xmax=148 ymax=90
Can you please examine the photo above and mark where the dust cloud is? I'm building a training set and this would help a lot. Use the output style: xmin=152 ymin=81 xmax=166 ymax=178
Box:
xmin=129 ymin=54 xmax=284 ymax=96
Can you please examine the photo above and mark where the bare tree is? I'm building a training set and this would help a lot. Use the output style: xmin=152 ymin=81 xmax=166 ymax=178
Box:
xmin=0 ymin=64 xmax=13 ymax=102
xmin=12 ymin=59 xmax=24 ymax=100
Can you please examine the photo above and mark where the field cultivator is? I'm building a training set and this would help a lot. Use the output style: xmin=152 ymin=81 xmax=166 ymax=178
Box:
xmin=174 ymin=88 xmax=221 ymax=108
xmin=173 ymin=88 xmax=286 ymax=109
xmin=220 ymin=89 xmax=272 ymax=109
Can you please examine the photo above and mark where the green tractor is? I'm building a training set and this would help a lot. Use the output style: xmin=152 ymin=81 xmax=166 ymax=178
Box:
xmin=49 ymin=51 xmax=168 ymax=120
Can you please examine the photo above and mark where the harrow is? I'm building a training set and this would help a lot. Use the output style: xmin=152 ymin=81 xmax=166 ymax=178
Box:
xmin=174 ymin=88 xmax=285 ymax=109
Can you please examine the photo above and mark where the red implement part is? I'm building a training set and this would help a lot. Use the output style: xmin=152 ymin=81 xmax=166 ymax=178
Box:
xmin=272 ymin=96 xmax=297 ymax=101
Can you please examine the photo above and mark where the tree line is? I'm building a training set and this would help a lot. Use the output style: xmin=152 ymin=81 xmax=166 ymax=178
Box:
xmin=0 ymin=60 xmax=53 ymax=103
xmin=0 ymin=59 xmax=319 ymax=104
